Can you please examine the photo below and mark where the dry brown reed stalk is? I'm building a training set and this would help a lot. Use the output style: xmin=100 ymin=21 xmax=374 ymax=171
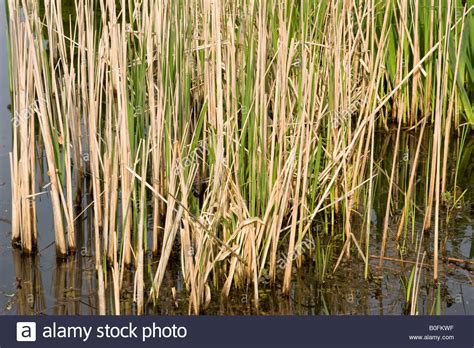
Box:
xmin=150 ymin=142 xmax=183 ymax=301
xmin=44 ymin=0 xmax=77 ymax=253
xmin=379 ymin=118 xmax=402 ymax=268
xmin=441 ymin=7 xmax=467 ymax=195
xmin=134 ymin=140 xmax=149 ymax=314
xmin=8 ymin=0 xmax=38 ymax=253
xmin=22 ymin=0 xmax=71 ymax=256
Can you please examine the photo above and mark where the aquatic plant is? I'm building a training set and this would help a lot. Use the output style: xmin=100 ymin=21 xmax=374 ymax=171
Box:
xmin=7 ymin=0 xmax=474 ymax=314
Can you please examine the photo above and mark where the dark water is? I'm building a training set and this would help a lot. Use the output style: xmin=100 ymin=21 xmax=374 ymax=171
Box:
xmin=0 ymin=0 xmax=472 ymax=316
xmin=0 ymin=0 xmax=15 ymax=313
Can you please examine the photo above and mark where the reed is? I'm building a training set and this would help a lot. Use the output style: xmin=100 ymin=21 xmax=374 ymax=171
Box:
xmin=7 ymin=0 xmax=473 ymax=314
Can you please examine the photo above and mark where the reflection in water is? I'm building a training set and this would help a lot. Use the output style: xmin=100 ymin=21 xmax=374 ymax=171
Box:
xmin=12 ymin=251 xmax=45 ymax=315
xmin=11 ymin=248 xmax=102 ymax=315
xmin=9 ymin=247 xmax=472 ymax=316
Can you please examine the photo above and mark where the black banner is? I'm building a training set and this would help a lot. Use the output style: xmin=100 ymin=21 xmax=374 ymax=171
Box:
xmin=1 ymin=316 xmax=472 ymax=348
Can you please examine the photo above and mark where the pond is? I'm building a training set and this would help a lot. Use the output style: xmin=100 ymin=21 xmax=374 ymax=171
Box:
xmin=0 ymin=0 xmax=472 ymax=316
